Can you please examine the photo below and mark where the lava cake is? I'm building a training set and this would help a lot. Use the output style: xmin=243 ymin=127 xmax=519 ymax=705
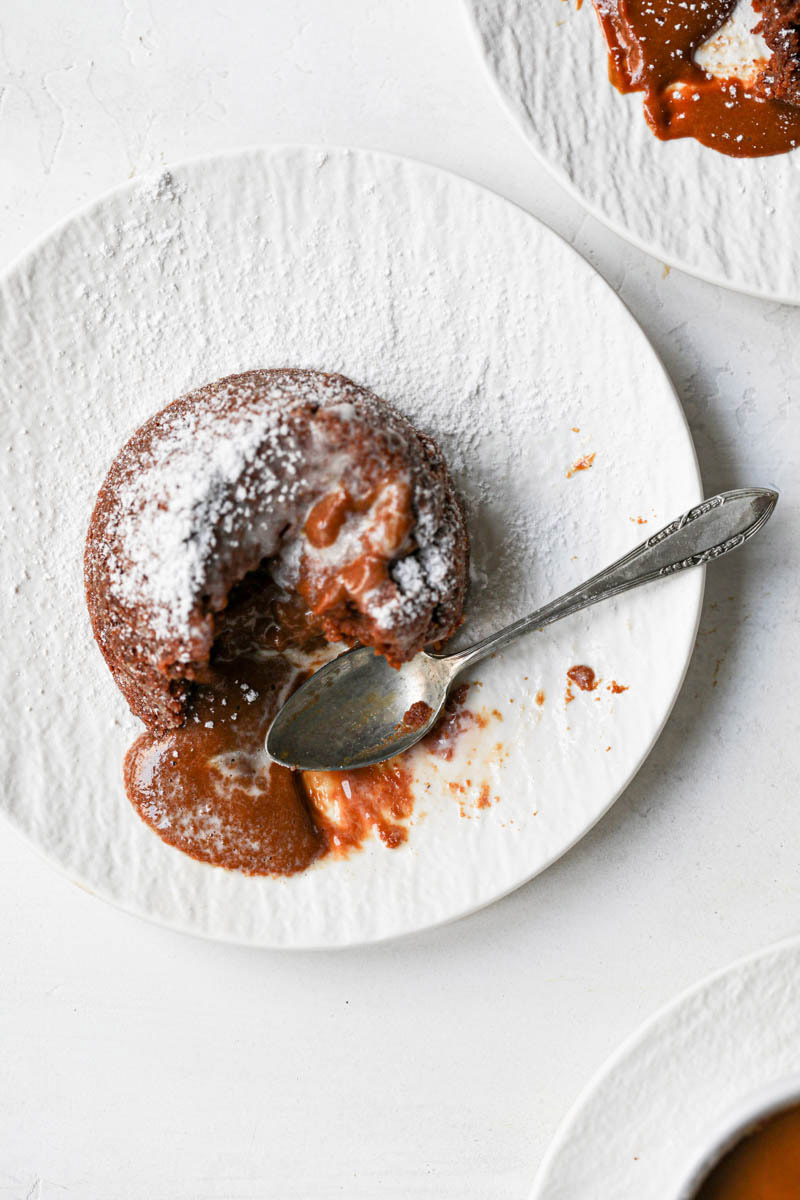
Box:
xmin=84 ymin=368 xmax=469 ymax=876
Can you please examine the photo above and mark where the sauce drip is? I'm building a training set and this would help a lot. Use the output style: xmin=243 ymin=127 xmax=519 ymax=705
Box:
xmin=592 ymin=0 xmax=800 ymax=156
xmin=124 ymin=570 xmax=479 ymax=876
xmin=695 ymin=1101 xmax=800 ymax=1198
xmin=567 ymin=665 xmax=599 ymax=692
xmin=566 ymin=452 xmax=596 ymax=478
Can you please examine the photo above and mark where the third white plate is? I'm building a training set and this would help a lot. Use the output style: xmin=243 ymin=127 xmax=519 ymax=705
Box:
xmin=466 ymin=0 xmax=800 ymax=302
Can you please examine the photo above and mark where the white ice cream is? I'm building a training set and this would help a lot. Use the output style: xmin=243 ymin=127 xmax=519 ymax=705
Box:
xmin=694 ymin=0 xmax=770 ymax=84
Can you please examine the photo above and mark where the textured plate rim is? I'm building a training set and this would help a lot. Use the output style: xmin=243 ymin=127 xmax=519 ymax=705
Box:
xmin=460 ymin=1 xmax=800 ymax=306
xmin=528 ymin=933 xmax=800 ymax=1197
xmin=0 ymin=143 xmax=704 ymax=949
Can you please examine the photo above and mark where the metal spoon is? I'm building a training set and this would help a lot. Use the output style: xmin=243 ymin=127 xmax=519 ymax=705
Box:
xmin=267 ymin=487 xmax=777 ymax=771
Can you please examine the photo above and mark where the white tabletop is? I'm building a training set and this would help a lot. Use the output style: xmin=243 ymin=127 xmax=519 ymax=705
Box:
xmin=1 ymin=2 xmax=797 ymax=1197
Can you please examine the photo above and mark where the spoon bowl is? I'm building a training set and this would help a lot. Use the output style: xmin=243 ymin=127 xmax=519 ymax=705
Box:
xmin=267 ymin=647 xmax=454 ymax=770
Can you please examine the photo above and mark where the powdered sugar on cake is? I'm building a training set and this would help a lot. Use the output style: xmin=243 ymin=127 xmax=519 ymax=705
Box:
xmin=106 ymin=388 xmax=300 ymax=643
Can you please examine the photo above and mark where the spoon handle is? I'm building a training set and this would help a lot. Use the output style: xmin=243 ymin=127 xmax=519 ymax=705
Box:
xmin=444 ymin=487 xmax=777 ymax=673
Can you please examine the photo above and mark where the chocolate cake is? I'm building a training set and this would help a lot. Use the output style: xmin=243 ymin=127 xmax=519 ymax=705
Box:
xmin=755 ymin=0 xmax=800 ymax=104
xmin=85 ymin=368 xmax=469 ymax=735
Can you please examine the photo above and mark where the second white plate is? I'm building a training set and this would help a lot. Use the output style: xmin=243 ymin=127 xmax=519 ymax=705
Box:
xmin=466 ymin=0 xmax=800 ymax=302
xmin=0 ymin=146 xmax=702 ymax=946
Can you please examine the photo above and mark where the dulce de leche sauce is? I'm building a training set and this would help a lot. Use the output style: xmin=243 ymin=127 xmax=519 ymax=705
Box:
xmin=694 ymin=1102 xmax=800 ymax=1198
xmin=299 ymin=478 xmax=414 ymax=623
xmin=592 ymin=0 xmax=800 ymax=156
xmin=125 ymin=569 xmax=475 ymax=877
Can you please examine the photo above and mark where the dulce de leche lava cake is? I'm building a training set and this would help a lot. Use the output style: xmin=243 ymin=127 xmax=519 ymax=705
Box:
xmin=592 ymin=0 xmax=800 ymax=156
xmin=85 ymin=369 xmax=469 ymax=876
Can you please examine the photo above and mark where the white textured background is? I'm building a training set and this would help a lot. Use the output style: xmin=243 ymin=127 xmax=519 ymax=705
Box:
xmin=0 ymin=2 xmax=798 ymax=1198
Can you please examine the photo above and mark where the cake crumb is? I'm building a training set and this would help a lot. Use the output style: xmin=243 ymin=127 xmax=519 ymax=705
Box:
xmin=566 ymin=452 xmax=595 ymax=479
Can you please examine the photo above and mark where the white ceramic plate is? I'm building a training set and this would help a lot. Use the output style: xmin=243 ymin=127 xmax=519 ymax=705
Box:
xmin=530 ymin=936 xmax=800 ymax=1199
xmin=0 ymin=146 xmax=702 ymax=947
xmin=465 ymin=0 xmax=800 ymax=302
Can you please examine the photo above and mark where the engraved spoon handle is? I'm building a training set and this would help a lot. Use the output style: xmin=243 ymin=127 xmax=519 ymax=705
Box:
xmin=442 ymin=488 xmax=777 ymax=673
